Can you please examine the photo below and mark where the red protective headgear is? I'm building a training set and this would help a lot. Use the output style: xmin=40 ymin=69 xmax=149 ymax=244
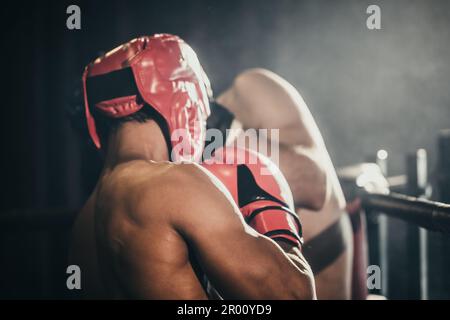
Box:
xmin=82 ymin=34 xmax=211 ymax=162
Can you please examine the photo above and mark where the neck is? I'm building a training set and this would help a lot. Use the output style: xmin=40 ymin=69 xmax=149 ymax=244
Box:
xmin=103 ymin=120 xmax=169 ymax=168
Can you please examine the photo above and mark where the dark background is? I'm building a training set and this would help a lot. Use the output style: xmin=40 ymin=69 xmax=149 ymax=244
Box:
xmin=0 ymin=0 xmax=449 ymax=298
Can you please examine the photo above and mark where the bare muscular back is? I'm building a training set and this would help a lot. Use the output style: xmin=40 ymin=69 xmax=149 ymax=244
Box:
xmin=69 ymin=161 xmax=207 ymax=299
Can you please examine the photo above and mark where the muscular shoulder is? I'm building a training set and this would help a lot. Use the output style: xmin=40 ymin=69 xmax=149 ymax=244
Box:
xmin=105 ymin=161 xmax=236 ymax=226
xmin=218 ymin=69 xmax=318 ymax=147
xmin=233 ymin=68 xmax=293 ymax=96
xmin=234 ymin=69 xmax=307 ymax=113
xmin=155 ymin=163 xmax=239 ymax=222
xmin=219 ymin=69 xmax=311 ymax=132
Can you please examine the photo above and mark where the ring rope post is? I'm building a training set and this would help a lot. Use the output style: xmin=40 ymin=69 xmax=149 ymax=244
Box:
xmin=436 ymin=129 xmax=450 ymax=298
xmin=375 ymin=150 xmax=389 ymax=298
xmin=406 ymin=149 xmax=429 ymax=300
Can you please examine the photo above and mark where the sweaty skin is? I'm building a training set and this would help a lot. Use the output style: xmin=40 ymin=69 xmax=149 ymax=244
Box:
xmin=69 ymin=120 xmax=315 ymax=299
xmin=217 ymin=69 xmax=353 ymax=299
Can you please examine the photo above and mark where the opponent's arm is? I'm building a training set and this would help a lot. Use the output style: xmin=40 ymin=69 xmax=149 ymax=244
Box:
xmin=217 ymin=68 xmax=328 ymax=210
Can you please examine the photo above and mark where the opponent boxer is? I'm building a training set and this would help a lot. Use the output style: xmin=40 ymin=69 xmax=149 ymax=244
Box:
xmin=69 ymin=35 xmax=315 ymax=299
xmin=207 ymin=68 xmax=353 ymax=299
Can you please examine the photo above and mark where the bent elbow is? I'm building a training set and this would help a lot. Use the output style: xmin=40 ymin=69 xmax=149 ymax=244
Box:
xmin=308 ymin=184 xmax=327 ymax=211
xmin=282 ymin=271 xmax=316 ymax=300
xmin=293 ymin=168 xmax=328 ymax=211
xmin=292 ymin=288 xmax=316 ymax=300
xmin=286 ymin=148 xmax=328 ymax=211
xmin=286 ymin=255 xmax=317 ymax=300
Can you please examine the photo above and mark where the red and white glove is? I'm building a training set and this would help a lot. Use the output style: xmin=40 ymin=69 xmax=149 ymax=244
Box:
xmin=202 ymin=146 xmax=303 ymax=249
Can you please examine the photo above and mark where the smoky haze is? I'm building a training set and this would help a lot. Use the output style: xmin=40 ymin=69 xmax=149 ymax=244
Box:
xmin=197 ymin=0 xmax=450 ymax=175
xmin=268 ymin=0 xmax=450 ymax=174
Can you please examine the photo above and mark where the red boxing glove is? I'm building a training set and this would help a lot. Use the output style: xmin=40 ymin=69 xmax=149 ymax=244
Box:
xmin=202 ymin=147 xmax=303 ymax=249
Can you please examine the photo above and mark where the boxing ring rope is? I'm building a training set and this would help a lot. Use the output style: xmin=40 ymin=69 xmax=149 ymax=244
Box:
xmin=360 ymin=192 xmax=450 ymax=234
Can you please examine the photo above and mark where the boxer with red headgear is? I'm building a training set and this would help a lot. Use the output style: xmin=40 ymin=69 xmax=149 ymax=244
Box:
xmin=69 ymin=34 xmax=315 ymax=299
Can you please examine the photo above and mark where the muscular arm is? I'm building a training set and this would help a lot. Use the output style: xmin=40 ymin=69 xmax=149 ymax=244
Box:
xmin=174 ymin=165 xmax=315 ymax=299
xmin=217 ymin=68 xmax=329 ymax=210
